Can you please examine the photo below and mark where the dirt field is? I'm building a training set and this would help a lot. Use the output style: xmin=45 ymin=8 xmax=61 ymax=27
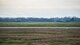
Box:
xmin=0 ymin=27 xmax=80 ymax=45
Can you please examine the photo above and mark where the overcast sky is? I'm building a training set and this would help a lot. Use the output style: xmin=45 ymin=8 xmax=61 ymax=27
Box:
xmin=0 ymin=0 xmax=80 ymax=18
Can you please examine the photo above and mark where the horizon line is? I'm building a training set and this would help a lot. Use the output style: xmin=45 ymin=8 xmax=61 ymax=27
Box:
xmin=0 ymin=16 xmax=80 ymax=18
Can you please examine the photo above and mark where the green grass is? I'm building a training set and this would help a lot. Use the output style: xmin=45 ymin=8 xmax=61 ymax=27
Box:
xmin=0 ymin=22 xmax=80 ymax=27
xmin=0 ymin=40 xmax=33 ymax=45
xmin=0 ymin=41 xmax=73 ymax=45
xmin=0 ymin=40 xmax=73 ymax=45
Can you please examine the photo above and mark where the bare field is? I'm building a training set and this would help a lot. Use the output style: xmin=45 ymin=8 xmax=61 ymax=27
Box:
xmin=0 ymin=27 xmax=80 ymax=45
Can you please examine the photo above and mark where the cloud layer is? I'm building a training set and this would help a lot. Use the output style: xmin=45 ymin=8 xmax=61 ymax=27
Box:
xmin=0 ymin=0 xmax=80 ymax=17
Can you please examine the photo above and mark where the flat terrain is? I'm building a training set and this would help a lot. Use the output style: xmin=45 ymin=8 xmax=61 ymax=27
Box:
xmin=0 ymin=27 xmax=80 ymax=45
xmin=0 ymin=22 xmax=80 ymax=27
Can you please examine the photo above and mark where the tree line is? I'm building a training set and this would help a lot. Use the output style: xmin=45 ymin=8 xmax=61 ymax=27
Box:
xmin=0 ymin=17 xmax=80 ymax=22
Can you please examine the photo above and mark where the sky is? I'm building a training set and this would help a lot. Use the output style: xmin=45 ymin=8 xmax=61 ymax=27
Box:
xmin=0 ymin=0 xmax=80 ymax=18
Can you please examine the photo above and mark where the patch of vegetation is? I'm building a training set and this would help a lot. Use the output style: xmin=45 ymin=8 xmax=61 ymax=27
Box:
xmin=0 ymin=40 xmax=33 ymax=45
xmin=0 ymin=22 xmax=80 ymax=27
xmin=26 ymin=41 xmax=33 ymax=45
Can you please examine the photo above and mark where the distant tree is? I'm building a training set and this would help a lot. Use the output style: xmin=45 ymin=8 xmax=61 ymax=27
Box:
xmin=0 ymin=17 xmax=80 ymax=22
